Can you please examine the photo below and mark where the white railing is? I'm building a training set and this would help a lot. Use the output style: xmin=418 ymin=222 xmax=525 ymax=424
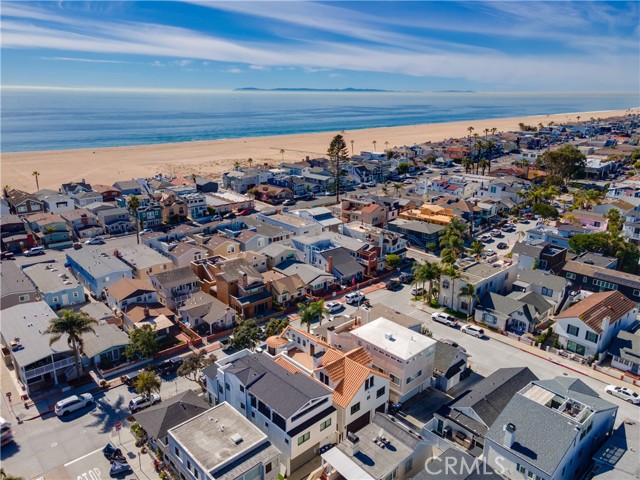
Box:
xmin=24 ymin=356 xmax=75 ymax=380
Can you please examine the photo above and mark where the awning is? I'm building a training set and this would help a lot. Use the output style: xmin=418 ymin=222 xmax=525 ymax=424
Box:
xmin=321 ymin=448 xmax=375 ymax=480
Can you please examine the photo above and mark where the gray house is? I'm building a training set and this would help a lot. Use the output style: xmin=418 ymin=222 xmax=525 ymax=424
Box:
xmin=1 ymin=261 xmax=38 ymax=310
xmin=23 ymin=262 xmax=85 ymax=310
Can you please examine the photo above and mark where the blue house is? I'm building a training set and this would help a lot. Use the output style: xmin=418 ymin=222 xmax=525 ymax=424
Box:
xmin=66 ymin=247 xmax=133 ymax=298
xmin=23 ymin=262 xmax=85 ymax=310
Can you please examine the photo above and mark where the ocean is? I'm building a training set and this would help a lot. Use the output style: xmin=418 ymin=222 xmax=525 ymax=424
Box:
xmin=1 ymin=90 xmax=637 ymax=152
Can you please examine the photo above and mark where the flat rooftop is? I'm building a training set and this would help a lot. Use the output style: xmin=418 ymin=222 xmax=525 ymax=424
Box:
xmin=351 ymin=317 xmax=436 ymax=360
xmin=169 ymin=403 xmax=268 ymax=474
xmin=23 ymin=262 xmax=81 ymax=294
xmin=117 ymin=244 xmax=172 ymax=271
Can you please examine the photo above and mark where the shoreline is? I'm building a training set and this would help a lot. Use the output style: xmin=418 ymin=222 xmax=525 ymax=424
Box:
xmin=2 ymin=108 xmax=637 ymax=191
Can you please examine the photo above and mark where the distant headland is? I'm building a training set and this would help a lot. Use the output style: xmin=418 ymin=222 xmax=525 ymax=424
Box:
xmin=234 ymin=87 xmax=395 ymax=92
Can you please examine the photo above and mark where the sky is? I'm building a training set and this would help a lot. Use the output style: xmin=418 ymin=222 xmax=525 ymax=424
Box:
xmin=1 ymin=1 xmax=639 ymax=92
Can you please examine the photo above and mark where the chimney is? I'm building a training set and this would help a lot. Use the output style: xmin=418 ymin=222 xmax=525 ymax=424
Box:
xmin=345 ymin=432 xmax=360 ymax=456
xmin=143 ymin=307 xmax=150 ymax=318
xmin=327 ymin=256 xmax=333 ymax=274
xmin=503 ymin=423 xmax=516 ymax=448
xmin=241 ymin=272 xmax=248 ymax=288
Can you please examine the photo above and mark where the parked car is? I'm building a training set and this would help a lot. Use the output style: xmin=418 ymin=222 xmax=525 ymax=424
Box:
xmin=517 ymin=218 xmax=530 ymax=224
xmin=358 ymin=184 xmax=367 ymax=189
xmin=497 ymin=242 xmax=509 ymax=250
xmin=324 ymin=301 xmax=342 ymax=313
xmin=55 ymin=393 xmax=94 ymax=416
xmin=367 ymin=182 xmax=377 ymax=187
xmin=139 ymin=228 xmax=153 ymax=235
xmin=431 ymin=312 xmax=459 ymax=327
xmin=156 ymin=357 xmax=184 ymax=376
xmin=237 ymin=209 xmax=252 ymax=216
xmin=490 ymin=229 xmax=502 ymax=237
xmin=386 ymin=280 xmax=402 ymax=291
xmin=223 ymin=212 xmax=236 ymax=219
xmin=24 ymin=246 xmax=45 ymax=257
xmin=478 ymin=234 xmax=492 ymax=242
xmin=411 ymin=286 xmax=425 ymax=296
xmin=120 ymin=370 xmax=142 ymax=386
xmin=1 ymin=251 xmax=15 ymax=260
xmin=399 ymin=272 xmax=414 ymax=284
xmin=461 ymin=325 xmax=485 ymax=338
xmin=344 ymin=291 xmax=365 ymax=305
xmin=129 ymin=393 xmax=161 ymax=413
xmin=604 ymin=385 xmax=640 ymax=404
xmin=283 ymin=199 xmax=296 ymax=206
xmin=84 ymin=237 xmax=106 ymax=245
xmin=211 ymin=215 xmax=223 ymax=221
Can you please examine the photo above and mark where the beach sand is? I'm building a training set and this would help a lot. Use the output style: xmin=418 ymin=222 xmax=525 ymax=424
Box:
xmin=2 ymin=109 xmax=637 ymax=191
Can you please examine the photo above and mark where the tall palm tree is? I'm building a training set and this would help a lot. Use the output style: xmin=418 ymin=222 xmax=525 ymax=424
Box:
xmin=135 ymin=370 xmax=161 ymax=399
xmin=479 ymin=159 xmax=490 ymax=176
xmin=127 ymin=195 xmax=141 ymax=244
xmin=467 ymin=126 xmax=474 ymax=139
xmin=298 ymin=300 xmax=324 ymax=332
xmin=280 ymin=149 xmax=285 ymax=161
xmin=423 ymin=261 xmax=441 ymax=304
xmin=247 ymin=158 xmax=253 ymax=169
xmin=44 ymin=310 xmax=98 ymax=381
xmin=458 ymin=283 xmax=478 ymax=319
xmin=32 ymin=171 xmax=40 ymax=191
xmin=461 ymin=157 xmax=473 ymax=174
xmin=491 ymin=127 xmax=497 ymax=137
xmin=234 ymin=160 xmax=240 ymax=171
xmin=483 ymin=128 xmax=490 ymax=139
xmin=384 ymin=141 xmax=389 ymax=152
xmin=469 ymin=241 xmax=485 ymax=260
xmin=392 ymin=182 xmax=404 ymax=197
xmin=350 ymin=139 xmax=355 ymax=155
xmin=372 ymin=140 xmax=377 ymax=151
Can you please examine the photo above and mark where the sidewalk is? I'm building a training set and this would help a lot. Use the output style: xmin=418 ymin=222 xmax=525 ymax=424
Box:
xmin=116 ymin=424 xmax=158 ymax=479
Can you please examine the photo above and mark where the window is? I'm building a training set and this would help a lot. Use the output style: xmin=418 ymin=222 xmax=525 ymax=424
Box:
xmin=389 ymin=374 xmax=399 ymax=386
xmin=541 ymin=287 xmax=553 ymax=297
xmin=241 ymin=402 xmax=246 ymax=410
xmin=517 ymin=464 xmax=526 ymax=474
xmin=225 ymin=382 xmax=230 ymax=391
xmin=377 ymin=386 xmax=386 ymax=398
xmin=73 ymin=292 xmax=79 ymax=298
xmin=18 ymin=294 xmax=30 ymax=303
xmin=174 ymin=447 xmax=180 ymax=458
xmin=319 ymin=372 xmax=329 ymax=385
xmin=586 ymin=331 xmax=598 ymax=343
xmin=187 ymin=460 xmax=191 ymax=471
xmin=567 ymin=324 xmax=580 ymax=336
xmin=566 ymin=272 xmax=576 ymax=280
xmin=298 ymin=432 xmax=310 ymax=445
xmin=194 ymin=471 xmax=199 ymax=479
xmin=240 ymin=385 xmax=245 ymax=392
xmin=218 ymin=384 xmax=223 ymax=394
xmin=266 ymin=463 xmax=272 ymax=474
xmin=351 ymin=403 xmax=361 ymax=415
xmin=320 ymin=418 xmax=332 ymax=431
xmin=53 ymin=296 xmax=59 ymax=302
xmin=634 ymin=289 xmax=640 ymax=297
xmin=365 ymin=376 xmax=374 ymax=390
xmin=405 ymin=458 xmax=413 ymax=473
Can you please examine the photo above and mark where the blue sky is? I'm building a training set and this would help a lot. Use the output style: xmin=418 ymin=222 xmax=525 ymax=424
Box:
xmin=1 ymin=1 xmax=638 ymax=92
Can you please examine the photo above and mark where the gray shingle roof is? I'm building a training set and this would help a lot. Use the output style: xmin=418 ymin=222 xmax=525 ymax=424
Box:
xmin=479 ymin=292 xmax=532 ymax=321
xmin=453 ymin=367 xmax=538 ymax=427
xmin=227 ymin=353 xmax=331 ymax=418
xmin=515 ymin=269 xmax=568 ymax=292
xmin=607 ymin=330 xmax=640 ymax=365
xmin=151 ymin=266 xmax=198 ymax=288
xmin=1 ymin=261 xmax=37 ymax=303
xmin=319 ymin=247 xmax=364 ymax=278
xmin=81 ymin=321 xmax=129 ymax=358
xmin=133 ymin=389 xmax=210 ymax=439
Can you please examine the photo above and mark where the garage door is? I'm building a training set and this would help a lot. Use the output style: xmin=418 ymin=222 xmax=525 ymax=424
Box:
xmin=347 ymin=411 xmax=370 ymax=433
xmin=290 ymin=442 xmax=319 ymax=473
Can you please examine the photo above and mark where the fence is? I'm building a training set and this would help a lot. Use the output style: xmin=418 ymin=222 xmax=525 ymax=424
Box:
xmin=593 ymin=364 xmax=639 ymax=386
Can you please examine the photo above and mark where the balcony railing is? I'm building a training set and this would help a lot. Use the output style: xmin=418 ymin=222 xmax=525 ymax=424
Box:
xmin=24 ymin=356 xmax=75 ymax=380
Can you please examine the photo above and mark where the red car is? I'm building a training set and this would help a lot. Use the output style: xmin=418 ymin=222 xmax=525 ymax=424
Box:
xmin=237 ymin=209 xmax=252 ymax=216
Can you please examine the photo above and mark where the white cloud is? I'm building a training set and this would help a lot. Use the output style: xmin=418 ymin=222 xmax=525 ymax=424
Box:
xmin=222 ymin=67 xmax=242 ymax=74
xmin=43 ymin=56 xmax=130 ymax=64
xmin=249 ymin=64 xmax=268 ymax=71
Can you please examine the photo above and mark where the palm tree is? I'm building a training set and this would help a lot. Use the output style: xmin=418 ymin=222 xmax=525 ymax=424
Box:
xmin=135 ymin=370 xmax=161 ymax=399
xmin=234 ymin=160 xmax=240 ymax=171
xmin=44 ymin=310 xmax=98 ymax=381
xmin=439 ymin=218 xmax=467 ymax=265
xmin=461 ymin=157 xmax=473 ymax=174
xmin=467 ymin=126 xmax=474 ymax=139
xmin=483 ymin=128 xmax=490 ymax=139
xmin=280 ymin=149 xmax=285 ymax=161
xmin=392 ymin=182 xmax=404 ymax=197
xmin=479 ymin=159 xmax=490 ymax=176
xmin=491 ymin=127 xmax=497 ymax=137
xmin=469 ymin=241 xmax=485 ymax=260
xmin=384 ymin=141 xmax=389 ymax=152
xmin=247 ymin=158 xmax=253 ymax=169
xmin=458 ymin=283 xmax=477 ymax=319
xmin=372 ymin=140 xmax=377 ymax=151
xmin=381 ymin=182 xmax=389 ymax=195
xmin=350 ymin=139 xmax=355 ymax=155
xmin=297 ymin=300 xmax=324 ymax=332
xmin=32 ymin=171 xmax=40 ymax=191
xmin=413 ymin=263 xmax=428 ymax=300
xmin=423 ymin=261 xmax=441 ymax=304
xmin=605 ymin=208 xmax=623 ymax=234
xmin=127 ymin=195 xmax=141 ymax=244
xmin=327 ymin=134 xmax=349 ymax=203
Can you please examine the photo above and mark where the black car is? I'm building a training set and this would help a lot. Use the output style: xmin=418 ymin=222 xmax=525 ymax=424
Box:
xmin=223 ymin=212 xmax=236 ymax=220
xmin=497 ymin=242 xmax=509 ymax=249
xmin=156 ymin=358 xmax=184 ymax=376
xmin=386 ymin=280 xmax=402 ymax=291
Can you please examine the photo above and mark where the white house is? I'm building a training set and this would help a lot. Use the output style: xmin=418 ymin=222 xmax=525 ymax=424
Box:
xmin=554 ymin=291 xmax=637 ymax=357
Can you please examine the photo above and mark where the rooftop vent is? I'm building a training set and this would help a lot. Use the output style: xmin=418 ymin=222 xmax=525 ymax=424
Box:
xmin=230 ymin=433 xmax=243 ymax=444
xmin=384 ymin=332 xmax=395 ymax=341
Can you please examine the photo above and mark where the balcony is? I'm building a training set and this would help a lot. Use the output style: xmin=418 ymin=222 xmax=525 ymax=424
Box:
xmin=24 ymin=356 xmax=75 ymax=380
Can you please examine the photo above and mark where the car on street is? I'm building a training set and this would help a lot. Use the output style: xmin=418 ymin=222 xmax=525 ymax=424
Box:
xmin=411 ymin=286 xmax=425 ymax=296
xmin=604 ymin=385 xmax=640 ymax=404
xmin=129 ymin=393 xmax=161 ymax=413
xmin=139 ymin=228 xmax=154 ymax=235
xmin=211 ymin=215 xmax=223 ymax=221
xmin=358 ymin=184 xmax=367 ymax=189
xmin=223 ymin=212 xmax=236 ymax=219
xmin=237 ymin=209 xmax=252 ymax=216
xmin=324 ymin=301 xmax=343 ymax=313
xmin=461 ymin=325 xmax=485 ymax=338
xmin=490 ymin=229 xmax=503 ymax=237
xmin=385 ymin=280 xmax=402 ymax=291
xmin=403 ymin=179 xmax=413 ymax=185
xmin=84 ymin=237 xmax=106 ymax=245
xmin=497 ymin=242 xmax=509 ymax=250
xmin=367 ymin=182 xmax=377 ymax=187
xmin=24 ymin=246 xmax=45 ymax=257
xmin=55 ymin=393 xmax=94 ymax=416
xmin=283 ymin=199 xmax=296 ymax=206
xmin=1 ymin=251 xmax=15 ymax=260
xmin=485 ymin=248 xmax=495 ymax=255
xmin=399 ymin=272 xmax=414 ymax=284
xmin=478 ymin=234 xmax=492 ymax=242
xmin=344 ymin=291 xmax=365 ymax=305
xmin=431 ymin=312 xmax=459 ymax=327
xmin=517 ymin=218 xmax=530 ymax=224
xmin=156 ymin=357 xmax=184 ymax=376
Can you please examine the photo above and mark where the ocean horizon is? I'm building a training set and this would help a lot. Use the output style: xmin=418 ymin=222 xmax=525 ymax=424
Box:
xmin=1 ymin=89 xmax=638 ymax=153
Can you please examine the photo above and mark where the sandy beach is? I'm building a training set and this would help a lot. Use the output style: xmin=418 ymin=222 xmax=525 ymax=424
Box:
xmin=2 ymin=109 xmax=637 ymax=191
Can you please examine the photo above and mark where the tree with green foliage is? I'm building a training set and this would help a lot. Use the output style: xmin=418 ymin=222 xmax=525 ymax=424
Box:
xmin=605 ymin=208 xmax=623 ymax=234
xmin=230 ymin=318 xmax=261 ymax=351
xmin=298 ymin=300 xmax=324 ymax=332
xmin=469 ymin=241 xmax=485 ymax=260
xmin=327 ymin=134 xmax=349 ymax=203
xmin=44 ymin=310 xmax=98 ymax=380
xmin=458 ymin=283 xmax=478 ymax=319
xmin=439 ymin=217 xmax=467 ymax=265
xmin=532 ymin=203 xmax=559 ymax=220
xmin=128 ymin=194 xmax=141 ymax=244
xmin=539 ymin=144 xmax=586 ymax=182
xmin=422 ymin=261 xmax=441 ymax=304
xmin=264 ymin=317 xmax=289 ymax=338
xmin=126 ymin=324 xmax=159 ymax=360
xmin=177 ymin=351 xmax=217 ymax=384
xmin=397 ymin=163 xmax=410 ymax=175
xmin=385 ymin=254 xmax=401 ymax=270
xmin=386 ymin=150 xmax=394 ymax=160
xmin=135 ymin=370 xmax=161 ymax=399
xmin=568 ymin=231 xmax=640 ymax=274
